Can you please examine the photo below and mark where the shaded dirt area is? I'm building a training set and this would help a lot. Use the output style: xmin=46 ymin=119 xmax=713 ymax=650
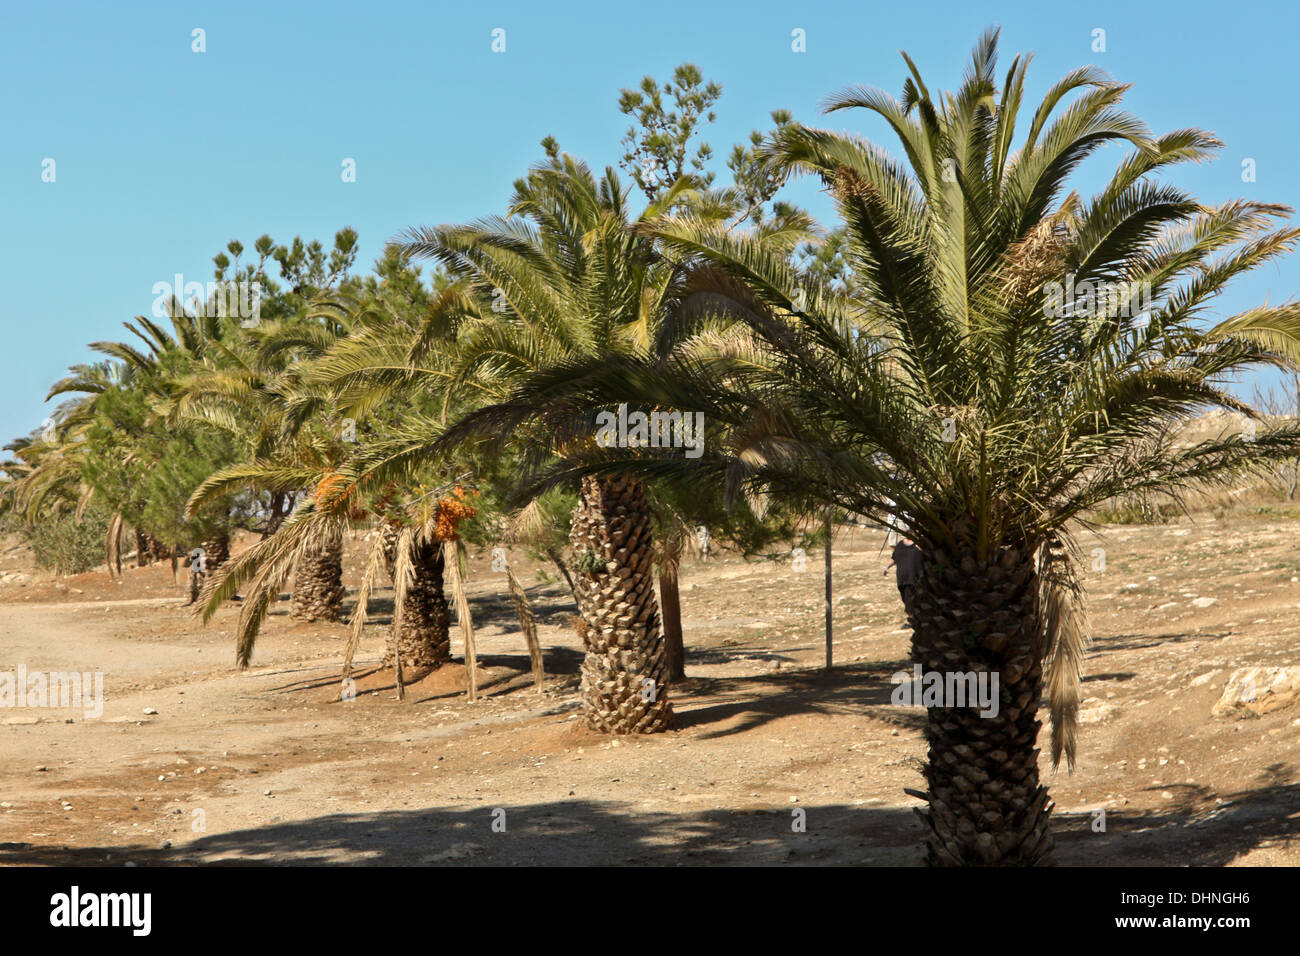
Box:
xmin=1 ymin=519 xmax=1298 ymax=865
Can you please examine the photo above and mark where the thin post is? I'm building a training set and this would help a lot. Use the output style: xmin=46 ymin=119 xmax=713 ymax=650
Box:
xmin=824 ymin=506 xmax=833 ymax=670
xmin=445 ymin=539 xmax=478 ymax=701
xmin=393 ymin=635 xmax=405 ymax=700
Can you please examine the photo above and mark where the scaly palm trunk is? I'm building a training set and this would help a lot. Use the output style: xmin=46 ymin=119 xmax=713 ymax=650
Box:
xmin=202 ymin=534 xmax=230 ymax=572
xmin=905 ymin=538 xmax=1052 ymax=866
xmin=657 ymin=535 xmax=686 ymax=683
xmin=385 ymin=537 xmax=451 ymax=670
xmin=380 ymin=521 xmax=401 ymax=582
xmin=290 ymin=530 xmax=345 ymax=622
xmin=569 ymin=475 xmax=672 ymax=733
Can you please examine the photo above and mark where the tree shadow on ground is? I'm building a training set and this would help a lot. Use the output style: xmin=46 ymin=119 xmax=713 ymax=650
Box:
xmin=1052 ymin=778 xmax=1300 ymax=866
xmin=1088 ymin=629 xmax=1233 ymax=655
xmin=262 ymin=646 xmax=587 ymax=703
xmin=1082 ymin=672 xmax=1136 ymax=684
xmin=673 ymin=661 xmax=925 ymax=739
xmin=5 ymin=778 xmax=1295 ymax=866
xmin=0 ymin=799 xmax=923 ymax=867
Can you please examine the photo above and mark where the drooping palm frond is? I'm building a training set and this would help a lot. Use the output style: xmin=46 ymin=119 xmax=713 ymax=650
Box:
xmin=1037 ymin=532 xmax=1089 ymax=769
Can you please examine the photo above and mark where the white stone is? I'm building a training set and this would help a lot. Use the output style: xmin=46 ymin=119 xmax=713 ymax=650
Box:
xmin=1212 ymin=666 xmax=1300 ymax=718
xmin=1078 ymin=699 xmax=1117 ymax=724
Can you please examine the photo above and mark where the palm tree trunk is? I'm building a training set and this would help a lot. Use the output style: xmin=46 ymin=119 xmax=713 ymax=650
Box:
xmin=904 ymin=539 xmax=1053 ymax=866
xmin=202 ymin=533 xmax=230 ymax=572
xmin=657 ymin=536 xmax=686 ymax=683
xmin=385 ymin=537 xmax=451 ymax=669
xmin=290 ymin=530 xmax=345 ymax=622
xmin=380 ymin=522 xmax=401 ymax=581
xmin=263 ymin=492 xmax=292 ymax=538
xmin=135 ymin=529 xmax=152 ymax=567
xmin=569 ymin=475 xmax=673 ymax=733
xmin=186 ymin=566 xmax=205 ymax=606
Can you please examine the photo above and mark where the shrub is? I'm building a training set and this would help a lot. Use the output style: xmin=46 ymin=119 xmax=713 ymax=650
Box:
xmin=24 ymin=508 xmax=110 ymax=575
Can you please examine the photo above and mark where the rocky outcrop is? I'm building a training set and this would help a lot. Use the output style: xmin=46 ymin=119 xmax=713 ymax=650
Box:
xmin=1211 ymin=667 xmax=1300 ymax=718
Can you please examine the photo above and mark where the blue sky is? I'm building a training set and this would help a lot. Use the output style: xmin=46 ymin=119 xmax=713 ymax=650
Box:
xmin=2 ymin=0 xmax=1298 ymax=443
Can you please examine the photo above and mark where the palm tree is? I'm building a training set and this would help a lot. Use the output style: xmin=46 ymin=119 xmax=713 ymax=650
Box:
xmin=190 ymin=267 xmax=469 ymax=673
xmin=450 ymin=30 xmax=1300 ymax=862
xmin=164 ymin=286 xmax=362 ymax=620
xmin=15 ymin=310 xmax=245 ymax=576
xmin=383 ymin=155 xmax=728 ymax=732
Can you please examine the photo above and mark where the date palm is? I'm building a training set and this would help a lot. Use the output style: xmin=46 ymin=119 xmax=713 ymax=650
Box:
xmin=189 ymin=279 xmax=465 ymax=671
xmin=465 ymin=29 xmax=1300 ymax=861
xmin=383 ymin=155 xmax=721 ymax=732
xmin=164 ymin=293 xmax=363 ymax=620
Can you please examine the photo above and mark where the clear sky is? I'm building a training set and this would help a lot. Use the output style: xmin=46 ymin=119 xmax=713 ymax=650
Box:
xmin=3 ymin=0 xmax=1298 ymax=444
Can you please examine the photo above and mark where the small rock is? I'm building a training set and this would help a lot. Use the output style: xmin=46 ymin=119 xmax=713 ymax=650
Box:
xmin=422 ymin=842 xmax=484 ymax=863
xmin=142 ymin=708 xmax=158 ymax=716
xmin=1078 ymin=699 xmax=1117 ymax=724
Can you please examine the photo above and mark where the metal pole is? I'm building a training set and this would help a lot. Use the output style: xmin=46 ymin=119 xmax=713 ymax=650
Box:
xmin=824 ymin=506 xmax=833 ymax=669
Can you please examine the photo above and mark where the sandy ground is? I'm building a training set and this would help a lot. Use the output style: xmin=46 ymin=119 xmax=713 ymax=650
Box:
xmin=1 ymin=518 xmax=1298 ymax=866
